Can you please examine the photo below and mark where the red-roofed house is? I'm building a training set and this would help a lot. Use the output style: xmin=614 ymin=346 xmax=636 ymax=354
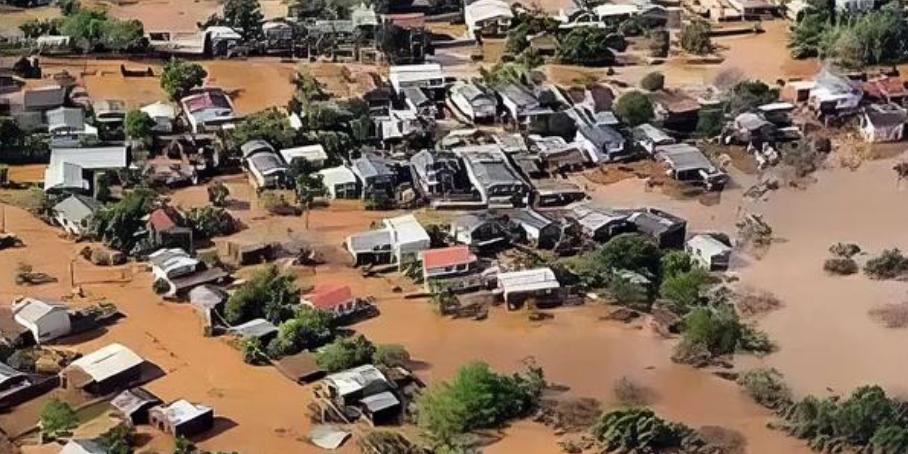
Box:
xmin=301 ymin=284 xmax=357 ymax=317
xmin=147 ymin=208 xmax=193 ymax=253
xmin=863 ymin=77 xmax=908 ymax=105
xmin=420 ymin=246 xmax=480 ymax=292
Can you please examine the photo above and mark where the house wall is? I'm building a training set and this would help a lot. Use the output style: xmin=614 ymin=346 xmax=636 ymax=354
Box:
xmin=16 ymin=310 xmax=71 ymax=344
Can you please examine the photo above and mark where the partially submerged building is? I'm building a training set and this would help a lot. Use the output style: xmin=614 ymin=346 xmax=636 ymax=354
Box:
xmin=351 ymin=153 xmax=397 ymax=198
xmin=280 ymin=144 xmax=328 ymax=169
xmin=149 ymin=399 xmax=214 ymax=437
xmin=449 ymin=212 xmax=510 ymax=249
xmin=242 ymin=140 xmax=289 ymax=190
xmin=44 ymin=146 xmax=128 ymax=192
xmin=447 ymin=82 xmax=498 ymax=123
xmin=111 ymin=387 xmax=162 ymax=425
xmin=180 ymin=87 xmax=236 ymax=133
xmin=454 ymin=145 xmax=527 ymax=207
xmin=633 ymin=123 xmax=675 ymax=155
xmin=318 ymin=166 xmax=359 ymax=199
xmin=346 ymin=214 xmax=430 ymax=269
xmin=420 ymin=245 xmax=481 ymax=292
xmin=11 ymin=297 xmax=71 ymax=344
xmin=625 ymin=208 xmax=687 ymax=249
xmin=570 ymin=204 xmax=633 ymax=242
xmin=148 ymin=248 xmax=228 ymax=298
xmin=61 ymin=343 xmax=145 ymax=395
xmin=859 ymin=103 xmax=907 ymax=143
xmin=503 ymin=208 xmax=561 ymax=249
xmin=496 ymin=267 xmax=561 ymax=309
xmin=464 ymin=0 xmax=514 ymax=38
xmin=52 ymin=194 xmax=103 ymax=237
xmin=686 ymin=233 xmax=732 ymax=271
xmin=496 ymin=84 xmax=553 ymax=128
xmin=301 ymin=284 xmax=359 ymax=317
xmin=323 ymin=364 xmax=400 ymax=425
xmin=654 ymin=143 xmax=727 ymax=190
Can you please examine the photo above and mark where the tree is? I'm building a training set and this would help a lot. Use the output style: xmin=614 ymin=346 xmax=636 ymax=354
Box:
xmin=20 ymin=18 xmax=61 ymax=39
xmin=660 ymin=250 xmax=693 ymax=281
xmin=613 ymin=91 xmax=654 ymax=127
xmin=674 ymin=305 xmax=771 ymax=364
xmin=680 ymin=19 xmax=712 ymax=55
xmin=59 ymin=0 xmax=81 ymax=15
xmin=374 ymin=344 xmax=411 ymax=367
xmin=99 ymin=424 xmax=135 ymax=454
xmin=640 ymin=71 xmax=665 ymax=91
xmin=315 ymin=335 xmax=376 ymax=372
xmin=290 ymin=71 xmax=329 ymax=111
xmin=90 ymin=188 xmax=157 ymax=252
xmin=99 ymin=18 xmax=145 ymax=52
xmin=416 ymin=361 xmax=545 ymax=448
xmin=222 ymin=0 xmax=264 ymax=40
xmin=230 ymin=108 xmax=297 ymax=150
xmin=59 ymin=8 xmax=108 ymax=52
xmin=591 ymin=407 xmax=694 ymax=452
xmin=737 ymin=367 xmax=792 ymax=409
xmin=295 ymin=172 xmax=323 ymax=230
xmin=696 ymin=107 xmax=724 ymax=138
xmin=659 ymin=267 xmax=712 ymax=315
xmin=124 ymin=109 xmax=156 ymax=147
xmin=225 ymin=264 xmax=298 ymax=324
xmin=240 ymin=337 xmax=268 ymax=364
xmin=160 ymin=58 xmax=208 ymax=100
xmin=207 ymin=181 xmax=230 ymax=207
xmin=725 ymin=80 xmax=779 ymax=116
xmin=184 ymin=206 xmax=237 ymax=239
xmin=40 ymin=398 xmax=78 ymax=439
xmin=266 ymin=307 xmax=335 ymax=357
xmin=598 ymin=234 xmax=662 ymax=278
xmin=556 ymin=28 xmax=617 ymax=66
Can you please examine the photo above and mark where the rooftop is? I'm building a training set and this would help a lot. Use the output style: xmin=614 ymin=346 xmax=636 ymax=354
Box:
xmin=324 ymin=364 xmax=390 ymax=396
xmin=157 ymin=399 xmax=213 ymax=426
xmin=421 ymin=245 xmax=477 ymax=270
xmin=69 ymin=343 xmax=144 ymax=383
xmin=303 ymin=284 xmax=355 ymax=310
xmin=12 ymin=297 xmax=68 ymax=324
xmin=497 ymin=267 xmax=560 ymax=293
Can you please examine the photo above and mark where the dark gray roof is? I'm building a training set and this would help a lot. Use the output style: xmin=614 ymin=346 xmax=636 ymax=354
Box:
xmin=501 ymin=208 xmax=555 ymax=230
xmin=53 ymin=194 xmax=103 ymax=224
xmin=352 ymin=153 xmax=395 ymax=179
xmin=402 ymin=87 xmax=431 ymax=107
xmin=111 ymin=387 xmax=162 ymax=416
xmin=248 ymin=152 xmax=287 ymax=173
xmin=578 ymin=124 xmax=623 ymax=148
xmin=497 ymin=84 xmax=540 ymax=110
xmin=47 ymin=107 xmax=85 ymax=131
xmin=864 ymin=104 xmax=908 ymax=128
xmin=655 ymin=143 xmax=716 ymax=173
xmin=625 ymin=208 xmax=686 ymax=236
xmin=241 ymin=140 xmax=275 ymax=158
xmin=24 ymin=85 xmax=66 ymax=109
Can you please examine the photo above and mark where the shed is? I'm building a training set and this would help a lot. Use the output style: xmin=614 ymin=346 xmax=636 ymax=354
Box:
xmin=686 ymin=234 xmax=732 ymax=271
xmin=111 ymin=387 xmax=162 ymax=424
xmin=496 ymin=268 xmax=561 ymax=309
xmin=188 ymin=285 xmax=227 ymax=330
xmin=860 ymin=103 xmax=907 ymax=143
xmin=359 ymin=391 xmax=401 ymax=425
xmin=53 ymin=194 xmax=102 ymax=237
xmin=388 ymin=64 xmax=446 ymax=94
xmin=318 ymin=166 xmax=359 ymax=199
xmin=345 ymin=229 xmax=394 ymax=266
xmin=503 ymin=209 xmax=561 ymax=249
xmin=449 ymin=212 xmax=509 ymax=248
xmin=149 ymin=399 xmax=214 ymax=437
xmin=11 ymin=297 xmax=71 ymax=344
xmin=140 ymin=101 xmax=177 ymax=133
xmin=625 ymin=208 xmax=687 ymax=249
xmin=62 ymin=343 xmax=145 ymax=394
xmin=324 ymin=364 xmax=392 ymax=406
xmin=275 ymin=351 xmax=326 ymax=384
xmin=633 ymin=123 xmax=675 ymax=154
xmin=280 ymin=144 xmax=328 ymax=169
xmin=570 ymin=204 xmax=633 ymax=242
xmin=464 ymin=0 xmax=514 ymax=38
xmin=654 ymin=143 xmax=727 ymax=189
xmin=228 ymin=319 xmax=278 ymax=341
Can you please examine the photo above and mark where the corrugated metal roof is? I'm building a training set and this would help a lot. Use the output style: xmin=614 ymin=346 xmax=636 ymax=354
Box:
xmin=11 ymin=297 xmax=67 ymax=324
xmin=69 ymin=343 xmax=144 ymax=383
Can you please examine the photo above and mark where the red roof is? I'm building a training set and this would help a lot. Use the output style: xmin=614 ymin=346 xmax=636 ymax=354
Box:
xmin=863 ymin=77 xmax=908 ymax=99
xmin=148 ymin=208 xmax=176 ymax=231
xmin=421 ymin=246 xmax=477 ymax=270
xmin=303 ymin=284 xmax=353 ymax=310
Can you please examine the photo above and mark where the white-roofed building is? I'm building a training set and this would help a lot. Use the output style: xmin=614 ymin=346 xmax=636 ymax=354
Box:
xmin=11 ymin=297 xmax=71 ymax=344
xmin=52 ymin=194 xmax=103 ymax=236
xmin=382 ymin=214 xmax=431 ymax=269
xmin=44 ymin=146 xmax=128 ymax=191
xmin=464 ymin=0 xmax=514 ymax=38
xmin=140 ymin=101 xmax=178 ymax=133
xmin=324 ymin=364 xmax=392 ymax=405
xmin=496 ymin=267 xmax=561 ymax=309
xmin=686 ymin=234 xmax=732 ymax=271
xmin=388 ymin=64 xmax=450 ymax=94
xmin=279 ymin=144 xmax=328 ymax=169
xmin=62 ymin=343 xmax=145 ymax=394
xmin=149 ymin=399 xmax=214 ymax=437
xmin=318 ymin=165 xmax=359 ymax=199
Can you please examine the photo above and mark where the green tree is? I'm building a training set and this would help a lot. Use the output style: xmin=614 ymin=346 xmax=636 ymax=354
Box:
xmin=160 ymin=58 xmax=208 ymax=100
xmin=99 ymin=18 xmax=145 ymax=52
xmin=374 ymin=344 xmax=411 ymax=367
xmin=871 ymin=426 xmax=908 ymax=453
xmin=864 ymin=248 xmax=908 ymax=280
xmin=659 ymin=267 xmax=712 ymax=315
xmin=416 ymin=362 xmax=545 ymax=448
xmin=315 ymin=335 xmax=376 ymax=372
xmin=680 ymin=19 xmax=712 ymax=55
xmin=696 ymin=107 xmax=724 ymax=137
xmin=240 ymin=337 xmax=268 ymax=364
xmin=99 ymin=424 xmax=135 ymax=454
xmin=59 ymin=8 xmax=108 ymax=52
xmin=647 ymin=28 xmax=670 ymax=58
xmin=591 ymin=407 xmax=693 ymax=452
xmin=40 ymin=398 xmax=78 ymax=439
xmin=225 ymin=264 xmax=298 ymax=324
xmin=614 ymin=91 xmax=654 ymax=127
xmin=266 ymin=307 xmax=335 ymax=357
xmin=295 ymin=172 xmax=323 ymax=230
xmin=222 ymin=0 xmax=264 ymax=40
xmin=124 ymin=109 xmax=156 ymax=147
xmin=660 ymin=250 xmax=693 ymax=280
xmin=738 ymin=367 xmax=792 ymax=409
xmin=90 ymin=188 xmax=157 ymax=252
xmin=640 ymin=71 xmax=665 ymax=91
xmin=184 ymin=206 xmax=237 ymax=239
xmin=725 ymin=80 xmax=779 ymax=115
xmin=59 ymin=0 xmax=81 ymax=15
xmin=598 ymin=233 xmax=662 ymax=278
xmin=230 ymin=108 xmax=297 ymax=150
xmin=556 ymin=28 xmax=618 ymax=66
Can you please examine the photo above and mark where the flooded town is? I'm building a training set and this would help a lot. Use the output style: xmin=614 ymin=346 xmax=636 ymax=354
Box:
xmin=1 ymin=0 xmax=908 ymax=452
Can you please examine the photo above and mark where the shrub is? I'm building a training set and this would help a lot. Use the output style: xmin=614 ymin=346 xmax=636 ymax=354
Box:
xmin=266 ymin=307 xmax=335 ymax=357
xmin=614 ymin=91 xmax=654 ymax=127
xmin=207 ymin=181 xmax=230 ymax=207
xmin=152 ymin=278 xmax=171 ymax=295
xmin=40 ymin=398 xmax=78 ymax=439
xmin=599 ymin=233 xmax=662 ymax=278
xmin=224 ymin=264 xmax=298 ymax=325
xmin=830 ymin=242 xmax=861 ymax=258
xmin=241 ymin=337 xmax=268 ymax=365
xmin=659 ymin=268 xmax=713 ymax=315
xmin=737 ymin=368 xmax=791 ymax=409
xmin=674 ymin=305 xmax=773 ymax=365
xmin=374 ymin=344 xmax=411 ymax=367
xmin=160 ymin=58 xmax=208 ymax=100
xmin=640 ymin=72 xmax=665 ymax=91
xmin=315 ymin=335 xmax=376 ymax=372
xmin=591 ymin=407 xmax=693 ymax=452
xmin=680 ymin=19 xmax=713 ymax=55
xmin=824 ymin=257 xmax=858 ymax=275
xmin=864 ymin=249 xmax=908 ymax=280
xmin=185 ymin=206 xmax=237 ymax=239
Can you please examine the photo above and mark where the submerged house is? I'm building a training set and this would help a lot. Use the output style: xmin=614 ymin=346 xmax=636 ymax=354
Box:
xmin=147 ymin=208 xmax=193 ymax=252
xmin=570 ymin=204 xmax=633 ymax=242
xmin=625 ymin=208 xmax=687 ymax=249
xmin=180 ymin=87 xmax=236 ymax=133
xmin=148 ymin=248 xmax=227 ymax=298
xmin=686 ymin=233 xmax=732 ymax=271
xmin=323 ymin=364 xmax=400 ymax=425
xmin=242 ymin=140 xmax=289 ymax=190
xmin=140 ymin=101 xmax=178 ymax=133
xmin=650 ymin=90 xmax=700 ymax=131
xmin=43 ymin=146 xmax=128 ymax=192
xmin=351 ymin=153 xmax=397 ymax=198
xmin=496 ymin=267 xmax=561 ymax=309
xmin=448 ymin=82 xmax=498 ymax=123
xmin=46 ymin=107 xmax=97 ymax=147
xmin=53 ymin=194 xmax=102 ymax=237
xmin=633 ymin=123 xmax=675 ymax=155
xmin=12 ymin=297 xmax=71 ymax=344
xmin=449 ymin=212 xmax=510 ymax=249
xmin=149 ymin=399 xmax=214 ymax=437
xmin=503 ymin=208 xmax=561 ymax=249
xmin=301 ymin=284 xmax=359 ymax=318
xmin=388 ymin=64 xmax=451 ymax=97
xmin=809 ymin=68 xmax=862 ymax=116
xmin=464 ymin=0 xmax=513 ymax=38
xmin=654 ymin=143 xmax=727 ymax=190
xmin=573 ymin=123 xmax=626 ymax=163
xmin=61 ymin=343 xmax=145 ymax=395
xmin=454 ymin=144 xmax=528 ymax=207
xmin=859 ymin=103 xmax=907 ymax=143
xmin=111 ymin=387 xmax=162 ymax=425
xmin=496 ymin=84 xmax=553 ymax=128
xmin=346 ymin=214 xmax=430 ymax=269
xmin=409 ymin=150 xmax=473 ymax=202
xmin=280 ymin=144 xmax=328 ymax=170
xmin=420 ymin=245 xmax=480 ymax=292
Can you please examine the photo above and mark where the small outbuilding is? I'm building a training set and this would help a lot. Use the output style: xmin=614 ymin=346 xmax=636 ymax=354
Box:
xmin=227 ymin=318 xmax=278 ymax=342
xmin=111 ymin=387 xmax=162 ymax=424
xmin=11 ymin=297 xmax=71 ymax=344
xmin=497 ymin=267 xmax=561 ymax=309
xmin=318 ymin=166 xmax=359 ymax=199
xmin=61 ymin=343 xmax=145 ymax=395
xmin=149 ymin=399 xmax=214 ymax=437
xmin=280 ymin=144 xmax=329 ymax=169
xmin=52 ymin=194 xmax=103 ymax=237
xmin=686 ymin=234 xmax=732 ymax=271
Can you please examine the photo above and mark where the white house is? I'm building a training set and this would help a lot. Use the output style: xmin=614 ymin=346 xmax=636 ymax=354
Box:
xmin=388 ymin=64 xmax=449 ymax=94
xmin=148 ymin=248 xmax=201 ymax=282
xmin=53 ymin=194 xmax=103 ymax=236
xmin=44 ymin=146 xmax=128 ymax=191
xmin=140 ymin=101 xmax=178 ymax=133
xmin=447 ymin=82 xmax=498 ymax=123
xmin=62 ymin=343 xmax=145 ymax=394
xmin=686 ymin=234 xmax=732 ymax=271
xmin=280 ymin=144 xmax=328 ymax=169
xmin=11 ymin=297 xmax=71 ymax=343
xmin=383 ymin=214 xmax=431 ymax=269
xmin=420 ymin=245 xmax=479 ymax=291
xmin=496 ymin=268 xmax=561 ymax=309
xmin=318 ymin=165 xmax=359 ymax=199
xmin=859 ymin=104 xmax=907 ymax=143
xmin=464 ymin=0 xmax=514 ymax=38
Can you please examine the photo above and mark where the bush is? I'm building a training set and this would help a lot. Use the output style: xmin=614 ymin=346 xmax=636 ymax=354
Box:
xmin=864 ymin=249 xmax=908 ymax=280
xmin=315 ymin=335 xmax=376 ymax=372
xmin=160 ymin=58 xmax=208 ymax=100
xmin=613 ymin=377 xmax=649 ymax=406
xmin=725 ymin=80 xmax=779 ymax=116
xmin=599 ymin=233 xmax=662 ymax=278
xmin=241 ymin=337 xmax=268 ymax=365
xmin=416 ymin=361 xmax=545 ymax=448
xmin=696 ymin=107 xmax=724 ymax=138
xmin=660 ymin=250 xmax=693 ymax=281
xmin=737 ymin=368 xmax=791 ymax=409
xmin=640 ymin=72 xmax=665 ymax=91
xmin=374 ymin=344 xmax=411 ymax=368
xmin=207 ymin=181 xmax=230 ymax=207
xmin=591 ymin=407 xmax=694 ymax=452
xmin=40 ymin=398 xmax=78 ymax=439
xmin=185 ymin=206 xmax=237 ymax=239
xmin=659 ymin=268 xmax=713 ymax=315
xmin=266 ymin=307 xmax=335 ymax=358
xmin=830 ymin=242 xmax=862 ymax=258
xmin=680 ymin=19 xmax=713 ymax=55
xmin=225 ymin=264 xmax=298 ymax=325
xmin=824 ymin=257 xmax=858 ymax=275
xmin=556 ymin=28 xmax=618 ymax=66
xmin=674 ymin=305 xmax=772 ymax=365
xmin=152 ymin=278 xmax=171 ymax=295
xmin=614 ymin=91 xmax=654 ymax=127
xmin=124 ymin=109 xmax=156 ymax=147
